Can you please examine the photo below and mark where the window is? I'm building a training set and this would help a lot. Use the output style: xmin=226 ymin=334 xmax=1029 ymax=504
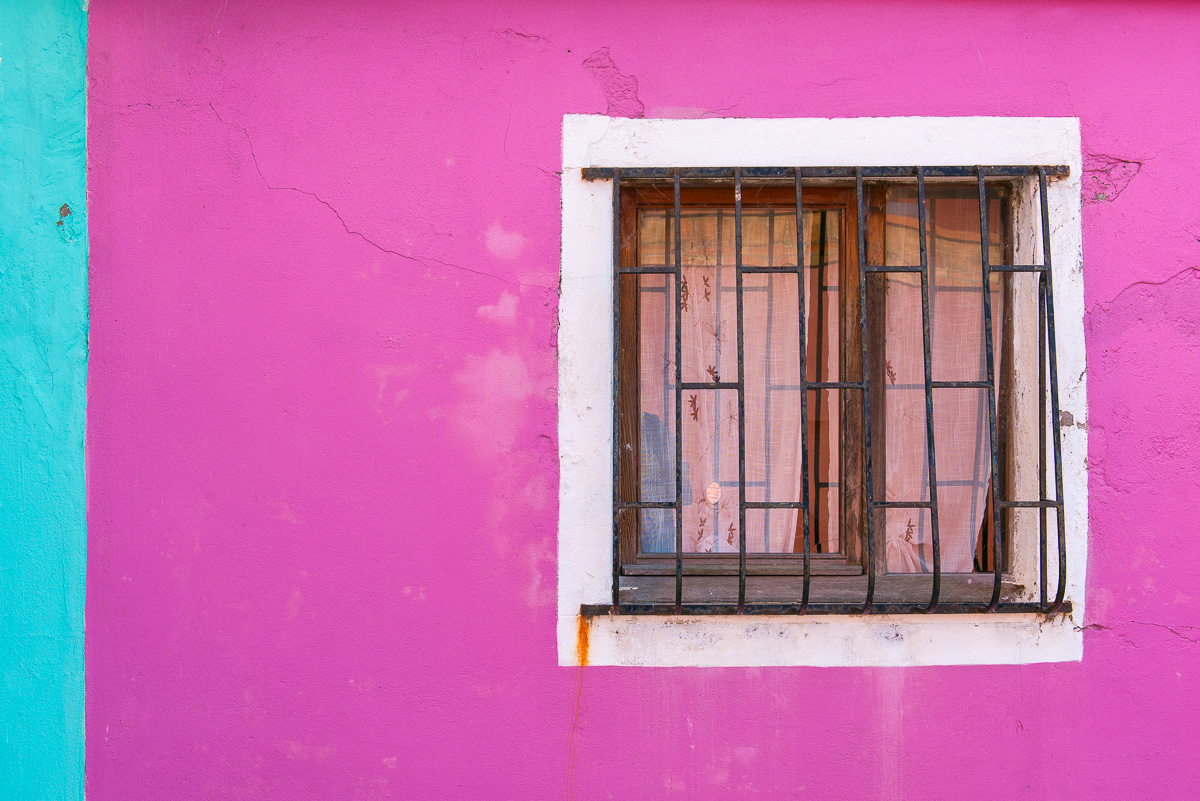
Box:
xmin=560 ymin=118 xmax=1086 ymax=666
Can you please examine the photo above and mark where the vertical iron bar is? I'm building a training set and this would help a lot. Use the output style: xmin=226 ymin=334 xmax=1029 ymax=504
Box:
xmin=1039 ymin=167 xmax=1069 ymax=614
xmin=917 ymin=170 xmax=943 ymax=612
xmin=674 ymin=170 xmax=684 ymax=614
xmin=796 ymin=172 xmax=811 ymax=613
xmin=1039 ymin=260 xmax=1048 ymax=607
xmin=977 ymin=168 xmax=1004 ymax=611
xmin=813 ymin=212 xmax=827 ymax=553
xmin=856 ymin=169 xmax=877 ymax=613
xmin=735 ymin=169 xmax=748 ymax=612
xmin=765 ymin=210 xmax=775 ymax=552
xmin=611 ymin=169 xmax=622 ymax=613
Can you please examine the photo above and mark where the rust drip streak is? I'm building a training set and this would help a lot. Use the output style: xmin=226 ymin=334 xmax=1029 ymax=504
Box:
xmin=563 ymin=616 xmax=589 ymax=800
xmin=575 ymin=613 xmax=590 ymax=666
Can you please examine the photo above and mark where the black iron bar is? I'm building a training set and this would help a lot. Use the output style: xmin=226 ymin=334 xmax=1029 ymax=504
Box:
xmin=582 ymin=166 xmax=1071 ymax=181
xmin=812 ymin=210 xmax=828 ymax=556
xmin=744 ymin=266 xmax=809 ymax=274
xmin=735 ymin=168 xmax=748 ymax=612
xmin=796 ymin=171 xmax=812 ymax=613
xmin=809 ymin=381 xmax=862 ymax=390
xmin=917 ymin=168 xmax=944 ymax=613
xmin=1039 ymin=246 xmax=1049 ymax=608
xmin=1039 ymin=167 xmax=1069 ymax=615
xmin=857 ymin=168 xmax=877 ymax=613
xmin=674 ymin=170 xmax=684 ymax=614
xmin=977 ymin=168 xmax=1004 ymax=611
xmin=590 ymin=601 xmax=1072 ymax=617
xmin=618 ymin=266 xmax=676 ymax=275
xmin=611 ymin=167 xmax=622 ymax=614
xmin=601 ymin=164 xmax=1069 ymax=618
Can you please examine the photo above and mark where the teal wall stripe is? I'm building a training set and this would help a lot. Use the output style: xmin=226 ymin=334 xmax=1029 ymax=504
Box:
xmin=0 ymin=2 xmax=88 ymax=798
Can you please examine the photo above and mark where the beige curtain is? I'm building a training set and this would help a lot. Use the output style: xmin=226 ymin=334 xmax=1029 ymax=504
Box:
xmin=636 ymin=190 xmax=1003 ymax=572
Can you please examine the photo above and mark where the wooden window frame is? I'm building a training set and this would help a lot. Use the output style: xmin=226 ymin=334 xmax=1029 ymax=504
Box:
xmin=615 ymin=179 xmax=1020 ymax=603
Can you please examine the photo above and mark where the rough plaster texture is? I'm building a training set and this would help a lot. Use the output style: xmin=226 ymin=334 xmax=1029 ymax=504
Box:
xmin=85 ymin=1 xmax=1200 ymax=798
xmin=0 ymin=2 xmax=88 ymax=798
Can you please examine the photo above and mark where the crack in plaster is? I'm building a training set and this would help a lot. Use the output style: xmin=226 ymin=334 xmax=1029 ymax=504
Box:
xmin=205 ymin=103 xmax=521 ymax=287
xmin=1087 ymin=264 xmax=1200 ymax=316
xmin=1129 ymin=620 xmax=1200 ymax=644
xmin=206 ymin=102 xmax=516 ymax=284
xmin=1079 ymin=620 xmax=1200 ymax=648
xmin=110 ymin=100 xmax=536 ymax=287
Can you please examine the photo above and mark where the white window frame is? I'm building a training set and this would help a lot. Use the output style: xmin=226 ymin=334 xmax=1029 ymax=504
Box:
xmin=558 ymin=115 xmax=1087 ymax=667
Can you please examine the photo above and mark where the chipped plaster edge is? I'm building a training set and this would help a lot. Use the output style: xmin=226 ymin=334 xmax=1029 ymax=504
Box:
xmin=558 ymin=115 xmax=1086 ymax=667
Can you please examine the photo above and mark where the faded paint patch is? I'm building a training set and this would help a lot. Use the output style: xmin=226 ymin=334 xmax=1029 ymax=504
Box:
xmin=450 ymin=348 xmax=535 ymax=457
xmin=370 ymin=364 xmax=415 ymax=424
xmin=485 ymin=221 xmax=526 ymax=260
xmin=477 ymin=290 xmax=519 ymax=323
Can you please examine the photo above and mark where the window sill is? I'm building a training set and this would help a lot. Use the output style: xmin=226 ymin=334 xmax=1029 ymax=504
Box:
xmin=584 ymin=573 xmax=1069 ymax=616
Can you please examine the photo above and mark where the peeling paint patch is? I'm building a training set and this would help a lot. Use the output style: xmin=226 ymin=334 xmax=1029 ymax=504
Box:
xmin=582 ymin=47 xmax=644 ymax=118
xmin=1083 ymin=153 xmax=1141 ymax=203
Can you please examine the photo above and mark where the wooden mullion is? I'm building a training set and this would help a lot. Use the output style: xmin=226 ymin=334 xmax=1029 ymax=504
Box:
xmin=840 ymin=190 xmax=865 ymax=569
xmin=617 ymin=189 xmax=641 ymax=564
xmin=865 ymin=185 xmax=889 ymax=575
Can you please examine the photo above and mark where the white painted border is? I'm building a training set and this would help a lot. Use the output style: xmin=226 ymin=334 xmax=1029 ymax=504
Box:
xmin=558 ymin=116 xmax=1087 ymax=667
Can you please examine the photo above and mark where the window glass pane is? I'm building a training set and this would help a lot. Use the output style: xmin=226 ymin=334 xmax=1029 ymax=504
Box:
xmin=880 ymin=187 xmax=1007 ymax=573
xmin=636 ymin=205 xmax=842 ymax=555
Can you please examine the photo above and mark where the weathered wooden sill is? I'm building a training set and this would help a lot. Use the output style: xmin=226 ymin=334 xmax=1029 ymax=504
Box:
xmin=581 ymin=574 xmax=1069 ymax=616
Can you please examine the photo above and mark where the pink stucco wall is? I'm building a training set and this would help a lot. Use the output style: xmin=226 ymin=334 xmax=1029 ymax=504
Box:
xmin=86 ymin=1 xmax=1200 ymax=797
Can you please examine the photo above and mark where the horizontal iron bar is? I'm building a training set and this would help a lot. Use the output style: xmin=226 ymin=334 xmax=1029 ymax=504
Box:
xmin=582 ymin=601 xmax=1072 ymax=616
xmin=866 ymin=265 xmax=923 ymax=273
xmin=617 ymin=266 xmax=676 ymax=274
xmin=616 ymin=501 xmax=677 ymax=509
xmin=582 ymin=165 xmax=1070 ymax=181
xmin=742 ymin=266 xmax=803 ymax=274
xmin=872 ymin=501 xmax=935 ymax=509
xmin=743 ymin=501 xmax=804 ymax=509
xmin=998 ymin=500 xmax=1063 ymax=509
xmin=808 ymin=381 xmax=862 ymax=390
xmin=991 ymin=264 xmax=1047 ymax=272
xmin=624 ymin=566 xmax=862 ymax=578
xmin=680 ymin=382 xmax=740 ymax=390
xmin=931 ymin=380 xmax=992 ymax=389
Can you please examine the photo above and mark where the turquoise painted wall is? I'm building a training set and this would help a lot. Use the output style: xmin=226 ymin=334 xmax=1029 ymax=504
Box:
xmin=0 ymin=2 xmax=88 ymax=798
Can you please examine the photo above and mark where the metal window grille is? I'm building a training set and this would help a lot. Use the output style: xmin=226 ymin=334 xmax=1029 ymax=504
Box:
xmin=587 ymin=166 xmax=1070 ymax=617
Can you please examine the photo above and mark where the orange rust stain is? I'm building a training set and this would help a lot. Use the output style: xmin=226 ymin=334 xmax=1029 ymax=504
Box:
xmin=575 ymin=614 xmax=590 ymax=666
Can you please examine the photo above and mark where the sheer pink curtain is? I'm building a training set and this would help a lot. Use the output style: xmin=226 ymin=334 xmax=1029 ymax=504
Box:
xmin=881 ymin=188 xmax=1004 ymax=572
xmin=636 ymin=190 xmax=1002 ymax=571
